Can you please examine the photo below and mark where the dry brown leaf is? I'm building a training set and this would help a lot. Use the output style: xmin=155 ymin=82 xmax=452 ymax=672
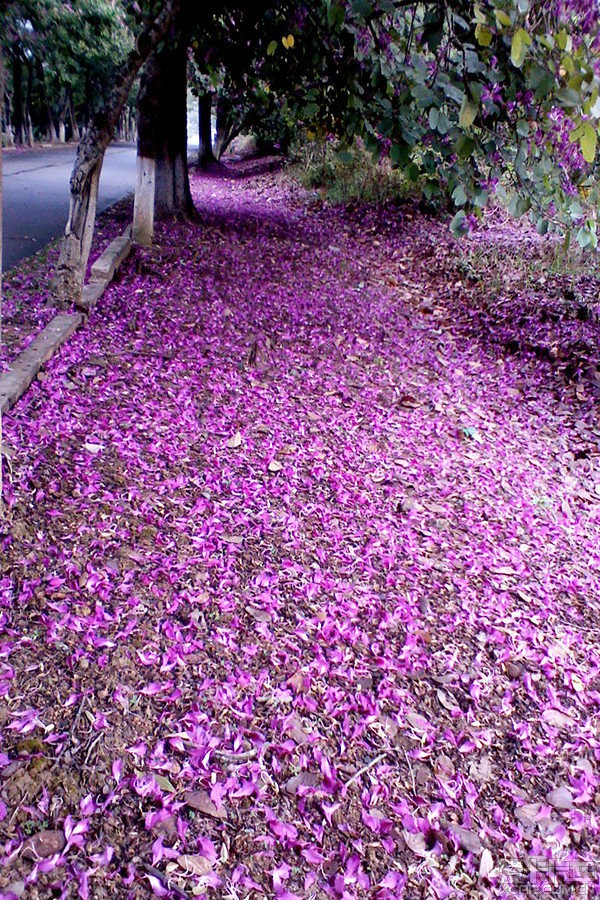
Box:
xmin=403 ymin=831 xmax=429 ymax=857
xmin=514 ymin=802 xmax=540 ymax=827
xmin=469 ymin=755 xmax=493 ymax=783
xmin=406 ymin=712 xmax=430 ymax=733
xmin=247 ymin=606 xmax=271 ymax=622
xmin=288 ymin=671 xmax=307 ymax=693
xmin=177 ymin=854 xmax=214 ymax=877
xmin=285 ymin=715 xmax=310 ymax=744
xmin=434 ymin=754 xmax=455 ymax=783
xmin=285 ymin=771 xmax=320 ymax=795
xmin=449 ymin=825 xmax=483 ymax=855
xmin=22 ymin=830 xmax=66 ymax=860
xmin=184 ymin=790 xmax=227 ymax=820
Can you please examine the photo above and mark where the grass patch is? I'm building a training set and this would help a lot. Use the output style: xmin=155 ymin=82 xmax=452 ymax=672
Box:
xmin=292 ymin=137 xmax=424 ymax=205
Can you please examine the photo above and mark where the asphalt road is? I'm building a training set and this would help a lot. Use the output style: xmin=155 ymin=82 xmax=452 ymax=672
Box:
xmin=2 ymin=143 xmax=137 ymax=271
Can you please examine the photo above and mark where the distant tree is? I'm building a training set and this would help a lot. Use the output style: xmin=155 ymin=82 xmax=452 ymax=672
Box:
xmin=1 ymin=0 xmax=133 ymax=144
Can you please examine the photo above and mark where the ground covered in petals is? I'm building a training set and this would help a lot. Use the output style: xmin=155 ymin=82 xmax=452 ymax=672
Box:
xmin=2 ymin=159 xmax=600 ymax=899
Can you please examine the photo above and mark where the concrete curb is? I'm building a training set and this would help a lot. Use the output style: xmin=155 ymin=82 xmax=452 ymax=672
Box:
xmin=90 ymin=227 xmax=132 ymax=283
xmin=1 ymin=225 xmax=133 ymax=413
xmin=0 ymin=313 xmax=84 ymax=413
xmin=79 ymin=227 xmax=133 ymax=312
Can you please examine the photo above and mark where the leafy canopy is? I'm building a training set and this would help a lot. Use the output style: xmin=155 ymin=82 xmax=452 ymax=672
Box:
xmin=192 ymin=0 xmax=599 ymax=246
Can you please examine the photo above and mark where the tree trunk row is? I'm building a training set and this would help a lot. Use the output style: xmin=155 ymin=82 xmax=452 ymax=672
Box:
xmin=53 ymin=0 xmax=182 ymax=304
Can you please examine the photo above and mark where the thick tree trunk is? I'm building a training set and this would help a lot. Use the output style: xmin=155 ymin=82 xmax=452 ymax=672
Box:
xmin=134 ymin=35 xmax=195 ymax=244
xmin=53 ymin=0 xmax=181 ymax=305
xmin=198 ymin=92 xmax=215 ymax=168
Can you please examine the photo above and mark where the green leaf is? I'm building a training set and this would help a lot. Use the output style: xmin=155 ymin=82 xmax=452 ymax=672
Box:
xmin=452 ymin=184 xmax=468 ymax=206
xmin=577 ymin=225 xmax=591 ymax=249
xmin=455 ymin=134 xmax=475 ymax=159
xmin=475 ymin=24 xmax=493 ymax=47
xmin=555 ymin=86 xmax=581 ymax=107
xmin=495 ymin=10 xmax=512 ymax=28
xmin=155 ymin=775 xmax=176 ymax=793
xmin=591 ymin=96 xmax=600 ymax=118
xmin=351 ymin=0 xmax=373 ymax=14
xmin=459 ymin=97 xmax=478 ymax=128
xmin=267 ymin=40 xmax=277 ymax=56
xmin=390 ymin=142 xmax=410 ymax=166
xmin=511 ymin=28 xmax=531 ymax=68
xmin=450 ymin=210 xmax=467 ymax=236
xmin=473 ymin=4 xmax=486 ymax=24
xmin=327 ymin=2 xmax=345 ymax=28
xmin=580 ymin=123 xmax=597 ymax=163
xmin=527 ymin=65 xmax=555 ymax=99
xmin=536 ymin=218 xmax=549 ymax=236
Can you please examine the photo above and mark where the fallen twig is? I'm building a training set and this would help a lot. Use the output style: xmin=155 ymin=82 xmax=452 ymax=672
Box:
xmin=344 ymin=752 xmax=389 ymax=789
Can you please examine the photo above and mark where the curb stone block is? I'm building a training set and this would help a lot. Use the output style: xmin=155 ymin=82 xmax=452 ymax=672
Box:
xmin=89 ymin=226 xmax=132 ymax=283
xmin=0 ymin=313 xmax=83 ymax=413
xmin=79 ymin=280 xmax=107 ymax=312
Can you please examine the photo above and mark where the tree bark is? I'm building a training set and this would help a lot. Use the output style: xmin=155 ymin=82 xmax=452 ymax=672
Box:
xmin=24 ymin=62 xmax=34 ymax=146
xmin=135 ymin=33 xmax=195 ymax=236
xmin=53 ymin=0 xmax=181 ymax=305
xmin=11 ymin=51 xmax=24 ymax=145
xmin=198 ymin=92 xmax=215 ymax=167
xmin=68 ymin=89 xmax=80 ymax=142
xmin=36 ymin=59 xmax=57 ymax=142
xmin=58 ymin=90 xmax=69 ymax=142
xmin=2 ymin=89 xmax=13 ymax=145
xmin=214 ymin=95 xmax=241 ymax=160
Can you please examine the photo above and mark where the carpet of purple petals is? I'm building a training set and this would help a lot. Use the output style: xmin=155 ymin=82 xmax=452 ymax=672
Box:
xmin=2 ymin=159 xmax=600 ymax=899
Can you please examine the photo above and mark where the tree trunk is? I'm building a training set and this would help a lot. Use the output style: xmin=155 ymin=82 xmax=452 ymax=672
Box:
xmin=58 ymin=90 xmax=69 ymax=142
xmin=198 ymin=92 xmax=215 ymax=168
xmin=68 ymin=89 xmax=80 ymax=142
xmin=2 ymin=89 xmax=13 ymax=145
xmin=36 ymin=59 xmax=57 ymax=142
xmin=214 ymin=95 xmax=241 ymax=160
xmin=134 ymin=34 xmax=195 ymax=244
xmin=11 ymin=52 xmax=24 ymax=145
xmin=53 ymin=0 xmax=181 ymax=305
xmin=24 ymin=62 xmax=34 ymax=146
